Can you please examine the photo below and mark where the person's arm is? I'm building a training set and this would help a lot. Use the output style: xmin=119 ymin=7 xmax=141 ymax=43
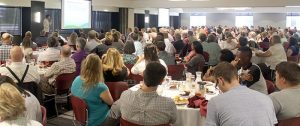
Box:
xmin=256 ymin=50 xmax=272 ymax=57
xmin=169 ymin=101 xmax=177 ymax=124
xmin=44 ymin=63 xmax=60 ymax=78
xmin=109 ymin=99 xmax=121 ymax=119
xmin=205 ymin=99 xmax=219 ymax=126
xmin=131 ymin=56 xmax=144 ymax=75
xmin=100 ymin=89 xmax=114 ymax=106
xmin=241 ymin=67 xmax=260 ymax=87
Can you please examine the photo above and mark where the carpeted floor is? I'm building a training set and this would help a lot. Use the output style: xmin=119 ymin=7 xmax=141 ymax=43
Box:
xmin=47 ymin=111 xmax=81 ymax=126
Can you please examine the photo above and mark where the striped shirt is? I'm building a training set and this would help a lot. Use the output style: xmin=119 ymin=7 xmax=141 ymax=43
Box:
xmin=109 ymin=89 xmax=177 ymax=125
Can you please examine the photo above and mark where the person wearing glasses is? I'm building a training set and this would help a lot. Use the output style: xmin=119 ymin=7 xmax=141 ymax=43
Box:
xmin=205 ymin=62 xmax=277 ymax=126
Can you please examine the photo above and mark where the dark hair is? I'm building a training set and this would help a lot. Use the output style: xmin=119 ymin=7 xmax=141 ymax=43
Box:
xmin=199 ymin=33 xmax=207 ymax=42
xmin=156 ymin=41 xmax=166 ymax=51
xmin=144 ymin=44 xmax=159 ymax=62
xmin=213 ymin=62 xmax=238 ymax=83
xmin=276 ymin=62 xmax=300 ymax=86
xmin=207 ymin=34 xmax=216 ymax=43
xmin=188 ymin=31 xmax=193 ymax=36
xmin=193 ymin=41 xmax=203 ymax=55
xmin=47 ymin=37 xmax=58 ymax=47
xmin=143 ymin=62 xmax=167 ymax=87
xmin=76 ymin=37 xmax=86 ymax=50
xmin=257 ymin=63 xmax=272 ymax=81
xmin=239 ymin=46 xmax=252 ymax=58
xmin=238 ymin=37 xmax=248 ymax=47
xmin=124 ymin=41 xmax=135 ymax=54
xmin=289 ymin=37 xmax=298 ymax=47
xmin=131 ymin=33 xmax=139 ymax=41
xmin=46 ymin=14 xmax=50 ymax=18
xmin=0 ymin=75 xmax=30 ymax=97
xmin=220 ymin=49 xmax=235 ymax=63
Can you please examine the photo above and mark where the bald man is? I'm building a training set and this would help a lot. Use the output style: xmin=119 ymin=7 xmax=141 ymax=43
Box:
xmin=41 ymin=45 xmax=76 ymax=94
xmin=0 ymin=33 xmax=13 ymax=62
xmin=0 ymin=46 xmax=40 ymax=84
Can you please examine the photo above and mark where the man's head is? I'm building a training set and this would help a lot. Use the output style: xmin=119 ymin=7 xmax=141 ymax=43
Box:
xmin=275 ymin=62 xmax=300 ymax=90
xmin=10 ymin=46 xmax=24 ymax=62
xmin=131 ymin=33 xmax=139 ymax=41
xmin=1 ymin=33 xmax=12 ymax=44
xmin=47 ymin=37 xmax=58 ymax=47
xmin=88 ymin=30 xmax=97 ymax=40
xmin=207 ymin=34 xmax=216 ymax=43
xmin=76 ymin=37 xmax=86 ymax=51
xmin=143 ymin=62 xmax=167 ymax=87
xmin=46 ymin=15 xmax=51 ymax=20
xmin=270 ymin=35 xmax=281 ymax=45
xmin=61 ymin=45 xmax=72 ymax=58
xmin=156 ymin=41 xmax=166 ymax=51
xmin=213 ymin=62 xmax=239 ymax=92
xmin=238 ymin=37 xmax=248 ymax=47
xmin=237 ymin=46 xmax=252 ymax=67
xmin=199 ymin=33 xmax=207 ymax=42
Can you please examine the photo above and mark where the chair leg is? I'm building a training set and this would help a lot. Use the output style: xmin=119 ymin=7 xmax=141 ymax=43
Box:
xmin=54 ymin=97 xmax=59 ymax=117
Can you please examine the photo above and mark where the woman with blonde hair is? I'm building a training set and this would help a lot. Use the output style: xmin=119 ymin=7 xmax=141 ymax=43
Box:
xmin=0 ymin=82 xmax=42 ymax=126
xmin=102 ymin=48 xmax=129 ymax=82
xmin=71 ymin=54 xmax=113 ymax=126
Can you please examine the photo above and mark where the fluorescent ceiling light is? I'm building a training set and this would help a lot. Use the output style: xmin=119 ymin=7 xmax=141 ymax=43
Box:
xmin=191 ymin=0 xmax=210 ymax=1
xmin=103 ymin=9 xmax=109 ymax=12
xmin=285 ymin=6 xmax=300 ymax=8
xmin=217 ymin=7 xmax=251 ymax=11
xmin=168 ymin=0 xmax=186 ymax=1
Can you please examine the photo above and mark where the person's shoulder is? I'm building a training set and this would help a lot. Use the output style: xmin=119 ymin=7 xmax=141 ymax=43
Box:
xmin=28 ymin=119 xmax=43 ymax=126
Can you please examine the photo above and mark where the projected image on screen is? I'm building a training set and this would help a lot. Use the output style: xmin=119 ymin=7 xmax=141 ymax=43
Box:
xmin=62 ymin=0 xmax=91 ymax=29
xmin=158 ymin=8 xmax=170 ymax=27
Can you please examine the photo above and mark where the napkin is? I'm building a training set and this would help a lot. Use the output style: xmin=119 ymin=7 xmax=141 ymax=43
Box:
xmin=187 ymin=95 xmax=208 ymax=117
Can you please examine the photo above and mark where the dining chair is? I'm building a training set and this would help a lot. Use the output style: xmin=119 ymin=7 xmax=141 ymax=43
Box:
xmin=120 ymin=118 xmax=170 ymax=126
xmin=105 ymin=82 xmax=129 ymax=101
xmin=43 ymin=72 xmax=76 ymax=116
xmin=266 ymin=80 xmax=276 ymax=94
xmin=167 ymin=64 xmax=185 ymax=80
xmin=71 ymin=96 xmax=88 ymax=126
xmin=125 ymin=64 xmax=144 ymax=85
xmin=41 ymin=106 xmax=47 ymax=126
xmin=276 ymin=116 xmax=300 ymax=126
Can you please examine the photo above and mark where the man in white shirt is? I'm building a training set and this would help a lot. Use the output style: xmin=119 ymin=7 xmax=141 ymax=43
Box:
xmin=85 ymin=30 xmax=100 ymax=52
xmin=0 ymin=46 xmax=40 ymax=84
xmin=206 ymin=62 xmax=277 ymax=126
xmin=37 ymin=36 xmax=60 ymax=62
xmin=43 ymin=15 xmax=51 ymax=36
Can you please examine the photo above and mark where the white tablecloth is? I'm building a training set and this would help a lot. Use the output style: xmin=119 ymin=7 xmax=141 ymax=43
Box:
xmin=130 ymin=82 xmax=219 ymax=126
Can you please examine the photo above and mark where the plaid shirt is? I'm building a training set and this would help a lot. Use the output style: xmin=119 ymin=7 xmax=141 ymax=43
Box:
xmin=0 ymin=44 xmax=12 ymax=61
xmin=44 ymin=57 xmax=76 ymax=84
xmin=109 ymin=89 xmax=177 ymax=125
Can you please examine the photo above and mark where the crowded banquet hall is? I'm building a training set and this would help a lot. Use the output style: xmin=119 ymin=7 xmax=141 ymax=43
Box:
xmin=1 ymin=0 xmax=300 ymax=126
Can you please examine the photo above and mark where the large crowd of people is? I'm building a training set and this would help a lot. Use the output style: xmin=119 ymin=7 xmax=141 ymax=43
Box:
xmin=0 ymin=25 xmax=299 ymax=126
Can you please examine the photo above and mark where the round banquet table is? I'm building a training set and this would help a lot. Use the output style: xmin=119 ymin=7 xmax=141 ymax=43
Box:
xmin=130 ymin=82 xmax=219 ymax=126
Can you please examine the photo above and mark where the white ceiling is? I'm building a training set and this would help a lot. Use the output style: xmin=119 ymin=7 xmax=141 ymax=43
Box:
xmin=93 ymin=0 xmax=300 ymax=8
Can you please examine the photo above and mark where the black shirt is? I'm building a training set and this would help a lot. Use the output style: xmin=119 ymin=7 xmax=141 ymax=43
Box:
xmin=104 ymin=66 xmax=128 ymax=82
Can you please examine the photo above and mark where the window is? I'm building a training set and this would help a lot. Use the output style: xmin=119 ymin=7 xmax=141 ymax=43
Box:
xmin=286 ymin=16 xmax=300 ymax=30
xmin=235 ymin=16 xmax=253 ymax=27
xmin=190 ymin=16 xmax=206 ymax=27
xmin=0 ymin=7 xmax=21 ymax=35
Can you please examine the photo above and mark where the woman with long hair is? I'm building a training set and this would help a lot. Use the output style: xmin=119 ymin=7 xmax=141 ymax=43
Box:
xmin=71 ymin=54 xmax=113 ymax=126
xmin=111 ymin=31 xmax=125 ymax=53
xmin=186 ymin=41 xmax=205 ymax=75
xmin=102 ymin=48 xmax=129 ymax=82
xmin=286 ymin=37 xmax=299 ymax=62
xmin=123 ymin=41 xmax=138 ymax=64
xmin=131 ymin=44 xmax=168 ymax=75
xmin=0 ymin=78 xmax=42 ymax=126
xmin=21 ymin=36 xmax=34 ymax=62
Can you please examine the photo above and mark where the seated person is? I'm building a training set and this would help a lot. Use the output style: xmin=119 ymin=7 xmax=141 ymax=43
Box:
xmin=71 ymin=54 xmax=114 ymax=126
xmin=270 ymin=62 xmax=300 ymax=120
xmin=41 ymin=45 xmax=76 ymax=94
xmin=206 ymin=62 xmax=277 ymax=126
xmin=37 ymin=36 xmax=60 ymax=62
xmin=232 ymin=46 xmax=268 ymax=94
xmin=102 ymin=48 xmax=129 ymax=82
xmin=156 ymin=41 xmax=176 ymax=65
xmin=0 ymin=46 xmax=40 ymax=84
xmin=0 ymin=33 xmax=13 ymax=62
xmin=85 ymin=30 xmax=100 ymax=52
xmin=123 ymin=41 xmax=138 ymax=65
xmin=0 ymin=75 xmax=42 ymax=123
xmin=186 ymin=41 xmax=205 ymax=75
xmin=131 ymin=44 xmax=167 ymax=75
xmin=71 ymin=38 xmax=88 ymax=76
xmin=109 ymin=62 xmax=177 ymax=125
xmin=0 ymin=81 xmax=42 ymax=126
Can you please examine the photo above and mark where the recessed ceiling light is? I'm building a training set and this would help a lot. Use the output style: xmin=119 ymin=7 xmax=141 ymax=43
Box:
xmin=104 ymin=9 xmax=109 ymax=12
